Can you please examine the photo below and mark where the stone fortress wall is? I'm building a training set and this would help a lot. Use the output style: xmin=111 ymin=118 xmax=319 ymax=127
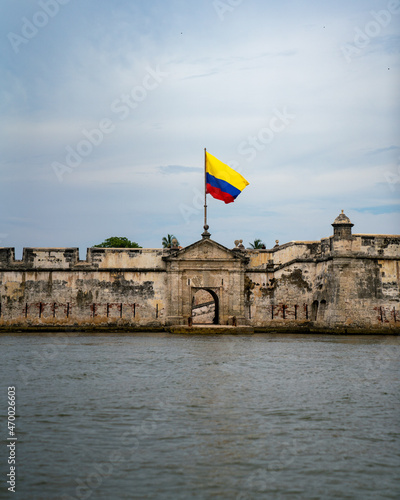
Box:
xmin=0 ymin=212 xmax=399 ymax=333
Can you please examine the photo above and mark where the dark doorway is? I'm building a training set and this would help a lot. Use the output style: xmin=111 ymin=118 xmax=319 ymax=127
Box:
xmin=311 ymin=300 xmax=319 ymax=321
xmin=191 ymin=289 xmax=219 ymax=325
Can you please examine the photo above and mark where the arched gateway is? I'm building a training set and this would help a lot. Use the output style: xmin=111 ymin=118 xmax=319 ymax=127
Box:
xmin=163 ymin=236 xmax=248 ymax=326
xmin=191 ymin=288 xmax=219 ymax=324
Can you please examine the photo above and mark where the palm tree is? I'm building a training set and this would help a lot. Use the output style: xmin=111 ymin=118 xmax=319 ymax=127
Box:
xmin=162 ymin=234 xmax=179 ymax=248
xmin=248 ymin=238 xmax=265 ymax=249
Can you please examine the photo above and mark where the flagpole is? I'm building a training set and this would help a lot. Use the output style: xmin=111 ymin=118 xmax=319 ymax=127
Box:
xmin=202 ymin=147 xmax=210 ymax=238
xmin=204 ymin=147 xmax=207 ymax=229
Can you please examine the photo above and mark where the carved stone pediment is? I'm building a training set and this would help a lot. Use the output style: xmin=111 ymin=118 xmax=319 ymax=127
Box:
xmin=163 ymin=238 xmax=248 ymax=263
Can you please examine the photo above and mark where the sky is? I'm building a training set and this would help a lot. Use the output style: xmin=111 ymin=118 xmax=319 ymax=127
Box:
xmin=1 ymin=0 xmax=399 ymax=257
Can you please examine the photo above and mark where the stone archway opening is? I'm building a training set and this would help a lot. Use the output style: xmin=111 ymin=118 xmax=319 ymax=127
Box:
xmin=311 ymin=300 xmax=319 ymax=321
xmin=191 ymin=289 xmax=219 ymax=325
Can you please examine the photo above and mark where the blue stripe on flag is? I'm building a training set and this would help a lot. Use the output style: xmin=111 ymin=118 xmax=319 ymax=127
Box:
xmin=206 ymin=173 xmax=241 ymax=199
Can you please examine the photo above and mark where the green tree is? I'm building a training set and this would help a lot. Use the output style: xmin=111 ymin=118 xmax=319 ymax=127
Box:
xmin=94 ymin=237 xmax=142 ymax=248
xmin=248 ymin=238 xmax=265 ymax=249
xmin=162 ymin=234 xmax=179 ymax=248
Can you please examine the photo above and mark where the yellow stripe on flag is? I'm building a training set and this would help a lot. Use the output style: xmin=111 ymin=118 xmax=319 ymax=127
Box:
xmin=205 ymin=152 xmax=249 ymax=192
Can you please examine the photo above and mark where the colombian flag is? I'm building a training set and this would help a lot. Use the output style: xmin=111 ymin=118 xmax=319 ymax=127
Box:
xmin=205 ymin=152 xmax=249 ymax=204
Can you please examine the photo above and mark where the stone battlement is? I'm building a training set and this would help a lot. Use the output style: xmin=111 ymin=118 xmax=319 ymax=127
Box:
xmin=0 ymin=247 xmax=170 ymax=271
xmin=1 ymin=233 xmax=399 ymax=271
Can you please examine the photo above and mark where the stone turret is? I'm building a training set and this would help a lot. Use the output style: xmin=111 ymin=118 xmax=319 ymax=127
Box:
xmin=332 ymin=210 xmax=354 ymax=240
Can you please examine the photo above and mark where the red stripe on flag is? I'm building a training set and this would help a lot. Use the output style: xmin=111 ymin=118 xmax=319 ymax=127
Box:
xmin=206 ymin=184 xmax=235 ymax=204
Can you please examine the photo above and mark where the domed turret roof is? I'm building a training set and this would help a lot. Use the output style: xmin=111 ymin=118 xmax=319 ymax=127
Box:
xmin=332 ymin=210 xmax=353 ymax=226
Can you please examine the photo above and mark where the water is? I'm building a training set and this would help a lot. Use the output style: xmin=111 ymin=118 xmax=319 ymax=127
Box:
xmin=0 ymin=333 xmax=399 ymax=500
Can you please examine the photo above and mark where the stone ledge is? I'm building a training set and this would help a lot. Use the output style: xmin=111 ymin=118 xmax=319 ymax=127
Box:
xmin=167 ymin=325 xmax=255 ymax=334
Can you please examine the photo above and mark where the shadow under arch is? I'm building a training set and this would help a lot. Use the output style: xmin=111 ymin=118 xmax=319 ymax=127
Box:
xmin=191 ymin=288 xmax=219 ymax=325
xmin=311 ymin=300 xmax=319 ymax=321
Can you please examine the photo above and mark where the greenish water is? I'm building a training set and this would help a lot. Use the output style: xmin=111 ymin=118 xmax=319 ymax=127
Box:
xmin=0 ymin=333 xmax=399 ymax=499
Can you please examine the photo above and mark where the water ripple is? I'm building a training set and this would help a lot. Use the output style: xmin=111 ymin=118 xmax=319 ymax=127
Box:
xmin=0 ymin=333 xmax=399 ymax=499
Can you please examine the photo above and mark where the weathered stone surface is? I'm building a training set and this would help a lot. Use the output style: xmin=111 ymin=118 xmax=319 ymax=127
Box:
xmin=0 ymin=213 xmax=399 ymax=333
